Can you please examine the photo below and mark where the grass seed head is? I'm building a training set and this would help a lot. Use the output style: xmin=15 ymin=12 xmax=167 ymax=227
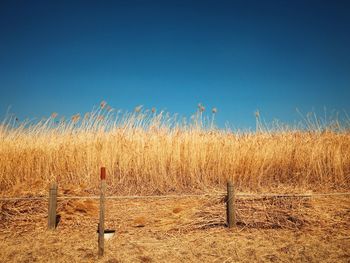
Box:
xmin=100 ymin=101 xmax=107 ymax=109
xmin=135 ymin=105 xmax=143 ymax=113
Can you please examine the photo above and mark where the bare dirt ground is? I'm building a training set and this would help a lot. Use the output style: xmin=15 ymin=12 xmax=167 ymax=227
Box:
xmin=0 ymin=196 xmax=349 ymax=262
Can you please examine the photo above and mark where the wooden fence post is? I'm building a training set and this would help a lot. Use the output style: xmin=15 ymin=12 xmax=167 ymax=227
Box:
xmin=48 ymin=182 xmax=58 ymax=230
xmin=226 ymin=180 xmax=236 ymax=228
xmin=98 ymin=167 xmax=106 ymax=257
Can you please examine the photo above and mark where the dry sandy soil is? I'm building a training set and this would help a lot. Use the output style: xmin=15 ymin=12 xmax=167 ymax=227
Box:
xmin=0 ymin=195 xmax=349 ymax=262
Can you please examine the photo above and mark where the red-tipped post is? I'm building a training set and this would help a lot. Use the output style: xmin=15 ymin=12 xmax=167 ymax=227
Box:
xmin=100 ymin=167 xmax=106 ymax=180
xmin=98 ymin=167 xmax=106 ymax=257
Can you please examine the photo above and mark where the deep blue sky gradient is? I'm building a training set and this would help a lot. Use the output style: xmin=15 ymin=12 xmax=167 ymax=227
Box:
xmin=0 ymin=0 xmax=349 ymax=128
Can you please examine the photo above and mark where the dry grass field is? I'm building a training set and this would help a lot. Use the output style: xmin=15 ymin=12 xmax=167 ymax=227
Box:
xmin=0 ymin=103 xmax=349 ymax=262
xmin=0 ymin=104 xmax=349 ymax=196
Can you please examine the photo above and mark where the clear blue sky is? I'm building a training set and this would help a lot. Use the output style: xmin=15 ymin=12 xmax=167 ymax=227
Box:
xmin=0 ymin=0 xmax=349 ymax=128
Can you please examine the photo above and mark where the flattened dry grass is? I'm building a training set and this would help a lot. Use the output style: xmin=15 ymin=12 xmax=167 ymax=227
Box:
xmin=0 ymin=196 xmax=349 ymax=262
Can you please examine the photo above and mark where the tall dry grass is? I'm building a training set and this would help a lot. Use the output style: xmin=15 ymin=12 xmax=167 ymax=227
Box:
xmin=0 ymin=103 xmax=349 ymax=196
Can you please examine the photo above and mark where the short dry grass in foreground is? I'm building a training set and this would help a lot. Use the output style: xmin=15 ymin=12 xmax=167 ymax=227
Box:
xmin=0 ymin=196 xmax=349 ymax=262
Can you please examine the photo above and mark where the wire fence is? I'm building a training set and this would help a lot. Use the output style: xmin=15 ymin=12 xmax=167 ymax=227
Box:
xmin=0 ymin=192 xmax=349 ymax=201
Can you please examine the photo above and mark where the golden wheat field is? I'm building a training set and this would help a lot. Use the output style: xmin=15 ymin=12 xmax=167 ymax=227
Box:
xmin=0 ymin=104 xmax=349 ymax=262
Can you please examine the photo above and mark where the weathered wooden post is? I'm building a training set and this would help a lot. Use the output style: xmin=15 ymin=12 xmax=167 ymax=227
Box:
xmin=98 ymin=167 xmax=106 ymax=257
xmin=48 ymin=182 xmax=58 ymax=230
xmin=226 ymin=180 xmax=236 ymax=228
